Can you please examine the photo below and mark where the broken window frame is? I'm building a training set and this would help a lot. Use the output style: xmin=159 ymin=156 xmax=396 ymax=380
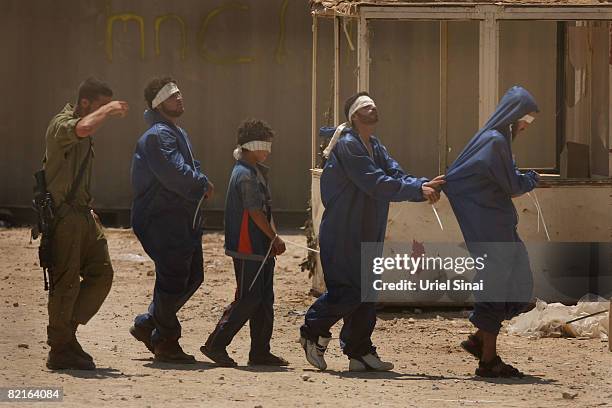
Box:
xmin=311 ymin=5 xmax=612 ymax=179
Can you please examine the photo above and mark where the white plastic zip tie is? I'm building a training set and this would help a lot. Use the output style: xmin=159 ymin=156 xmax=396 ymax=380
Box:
xmin=432 ymin=205 xmax=444 ymax=231
xmin=248 ymin=236 xmax=319 ymax=292
xmin=248 ymin=239 xmax=275 ymax=292
xmin=283 ymin=239 xmax=320 ymax=254
xmin=192 ymin=195 xmax=205 ymax=230
xmin=528 ymin=191 xmax=551 ymax=241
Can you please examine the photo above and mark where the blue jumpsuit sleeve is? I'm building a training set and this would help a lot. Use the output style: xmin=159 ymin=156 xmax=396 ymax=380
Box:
xmin=379 ymin=144 xmax=407 ymax=179
xmin=488 ymin=137 xmax=538 ymax=195
xmin=380 ymin=143 xmax=431 ymax=186
xmin=336 ymin=138 xmax=426 ymax=202
xmin=144 ymin=128 xmax=209 ymax=202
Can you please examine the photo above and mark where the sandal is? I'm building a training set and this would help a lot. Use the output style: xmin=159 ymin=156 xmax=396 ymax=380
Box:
xmin=460 ymin=334 xmax=482 ymax=359
xmin=475 ymin=355 xmax=524 ymax=378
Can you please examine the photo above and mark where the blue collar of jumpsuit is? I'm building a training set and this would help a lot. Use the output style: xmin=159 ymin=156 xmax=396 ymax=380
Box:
xmin=321 ymin=126 xmax=382 ymax=160
xmin=237 ymin=159 xmax=270 ymax=178
xmin=348 ymin=128 xmax=376 ymax=149
xmin=144 ymin=109 xmax=178 ymax=130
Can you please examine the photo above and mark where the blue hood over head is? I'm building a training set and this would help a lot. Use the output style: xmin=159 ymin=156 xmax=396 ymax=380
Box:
xmin=448 ymin=86 xmax=538 ymax=178
xmin=482 ymin=86 xmax=539 ymax=136
xmin=442 ymin=86 xmax=540 ymax=243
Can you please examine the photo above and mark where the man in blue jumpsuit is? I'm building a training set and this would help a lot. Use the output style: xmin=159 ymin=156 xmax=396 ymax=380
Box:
xmin=443 ymin=86 xmax=539 ymax=377
xmin=129 ymin=77 xmax=213 ymax=363
xmin=299 ymin=92 xmax=445 ymax=371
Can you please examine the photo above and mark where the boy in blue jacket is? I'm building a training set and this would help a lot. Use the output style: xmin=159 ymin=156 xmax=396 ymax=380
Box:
xmin=201 ymin=119 xmax=287 ymax=367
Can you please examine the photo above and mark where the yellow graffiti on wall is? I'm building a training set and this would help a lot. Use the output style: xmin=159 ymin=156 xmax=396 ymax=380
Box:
xmin=198 ymin=2 xmax=254 ymax=65
xmin=155 ymin=14 xmax=187 ymax=60
xmin=104 ymin=1 xmax=292 ymax=64
xmin=106 ymin=13 xmax=145 ymax=61
xmin=275 ymin=0 xmax=289 ymax=64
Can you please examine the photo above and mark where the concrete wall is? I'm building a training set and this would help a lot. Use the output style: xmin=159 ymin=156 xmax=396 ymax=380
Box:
xmin=0 ymin=0 xmax=313 ymax=213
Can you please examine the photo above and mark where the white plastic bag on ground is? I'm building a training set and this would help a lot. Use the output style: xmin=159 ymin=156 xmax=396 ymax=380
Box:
xmin=506 ymin=294 xmax=609 ymax=339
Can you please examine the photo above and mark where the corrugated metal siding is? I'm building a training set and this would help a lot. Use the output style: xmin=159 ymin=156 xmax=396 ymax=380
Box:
xmin=0 ymin=0 xmax=313 ymax=212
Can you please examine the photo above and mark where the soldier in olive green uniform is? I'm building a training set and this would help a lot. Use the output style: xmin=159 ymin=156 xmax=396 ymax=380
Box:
xmin=43 ymin=78 xmax=128 ymax=370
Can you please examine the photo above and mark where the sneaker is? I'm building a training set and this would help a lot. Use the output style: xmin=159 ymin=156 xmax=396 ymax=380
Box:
xmin=153 ymin=340 xmax=196 ymax=364
xmin=299 ymin=336 xmax=330 ymax=370
xmin=349 ymin=353 xmax=394 ymax=372
xmin=46 ymin=347 xmax=96 ymax=371
xmin=200 ymin=345 xmax=238 ymax=367
xmin=248 ymin=353 xmax=289 ymax=366
xmin=129 ymin=325 xmax=154 ymax=353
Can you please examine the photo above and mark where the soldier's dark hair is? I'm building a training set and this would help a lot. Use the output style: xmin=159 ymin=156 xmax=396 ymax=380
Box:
xmin=344 ymin=91 xmax=371 ymax=124
xmin=76 ymin=77 xmax=113 ymax=105
xmin=237 ymin=119 xmax=275 ymax=145
xmin=144 ymin=77 xmax=177 ymax=109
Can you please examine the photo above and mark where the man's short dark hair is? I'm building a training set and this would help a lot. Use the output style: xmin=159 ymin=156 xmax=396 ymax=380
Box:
xmin=144 ymin=77 xmax=177 ymax=109
xmin=76 ymin=77 xmax=113 ymax=105
xmin=237 ymin=119 xmax=275 ymax=145
xmin=344 ymin=91 xmax=371 ymax=123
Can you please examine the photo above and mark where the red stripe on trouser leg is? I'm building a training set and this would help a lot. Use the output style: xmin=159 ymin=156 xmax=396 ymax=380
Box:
xmin=237 ymin=210 xmax=253 ymax=254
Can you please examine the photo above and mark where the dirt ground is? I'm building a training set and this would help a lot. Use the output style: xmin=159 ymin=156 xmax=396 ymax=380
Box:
xmin=1 ymin=227 xmax=611 ymax=408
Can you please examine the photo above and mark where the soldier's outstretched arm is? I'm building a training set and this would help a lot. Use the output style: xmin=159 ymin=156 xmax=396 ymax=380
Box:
xmin=76 ymin=100 xmax=129 ymax=137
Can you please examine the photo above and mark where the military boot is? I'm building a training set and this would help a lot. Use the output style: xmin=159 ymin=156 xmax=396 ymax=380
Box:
xmin=68 ymin=322 xmax=93 ymax=362
xmin=46 ymin=344 xmax=95 ymax=371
